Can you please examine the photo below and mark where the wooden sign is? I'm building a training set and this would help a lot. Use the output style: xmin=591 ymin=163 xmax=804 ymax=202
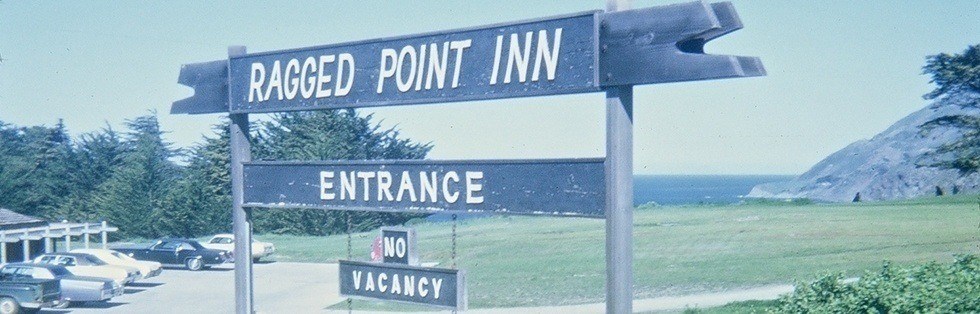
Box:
xmin=381 ymin=227 xmax=418 ymax=266
xmin=172 ymin=2 xmax=764 ymax=115
xmin=339 ymin=260 xmax=466 ymax=310
xmin=242 ymin=158 xmax=606 ymax=217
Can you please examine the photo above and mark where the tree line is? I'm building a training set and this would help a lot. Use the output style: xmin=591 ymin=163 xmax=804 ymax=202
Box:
xmin=0 ymin=109 xmax=431 ymax=239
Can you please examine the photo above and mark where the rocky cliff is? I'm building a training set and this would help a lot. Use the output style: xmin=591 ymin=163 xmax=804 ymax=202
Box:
xmin=748 ymin=92 xmax=980 ymax=202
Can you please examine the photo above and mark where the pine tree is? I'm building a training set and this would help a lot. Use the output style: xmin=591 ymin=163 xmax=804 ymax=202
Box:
xmin=921 ymin=44 xmax=980 ymax=173
xmin=50 ymin=126 xmax=125 ymax=222
xmin=92 ymin=114 xmax=179 ymax=238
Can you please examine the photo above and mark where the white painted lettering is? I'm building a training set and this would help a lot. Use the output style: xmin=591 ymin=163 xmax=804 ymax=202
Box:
xmin=320 ymin=171 xmax=335 ymax=200
xmin=335 ymin=53 xmax=355 ymax=96
xmin=442 ymin=171 xmax=460 ymax=203
xmin=340 ymin=171 xmax=356 ymax=200
xmin=418 ymin=277 xmax=429 ymax=298
xmin=466 ymin=171 xmax=484 ymax=204
xmin=249 ymin=63 xmax=266 ymax=102
xmin=425 ymin=42 xmax=449 ymax=90
xmin=391 ymin=274 xmax=401 ymax=294
xmin=365 ymin=272 xmax=376 ymax=291
xmin=396 ymin=171 xmax=417 ymax=202
xmin=404 ymin=275 xmax=415 ymax=296
xmin=300 ymin=57 xmax=317 ymax=99
xmin=449 ymin=40 xmax=471 ymax=88
xmin=357 ymin=172 xmax=376 ymax=201
xmin=505 ymin=32 xmax=533 ymax=83
xmin=315 ymin=55 xmax=335 ymax=98
xmin=378 ymin=273 xmax=388 ymax=292
xmin=431 ymin=278 xmax=443 ymax=300
xmin=532 ymin=28 xmax=562 ymax=81
xmin=266 ymin=60 xmax=284 ymax=100
xmin=419 ymin=171 xmax=438 ymax=203
xmin=396 ymin=46 xmax=418 ymax=92
xmin=490 ymin=35 xmax=503 ymax=85
xmin=284 ymin=58 xmax=301 ymax=100
xmin=377 ymin=171 xmax=394 ymax=201
xmin=352 ymin=270 xmax=362 ymax=290
xmin=378 ymin=49 xmax=398 ymax=93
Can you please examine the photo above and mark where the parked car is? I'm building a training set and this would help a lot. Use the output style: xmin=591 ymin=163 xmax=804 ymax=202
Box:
xmin=114 ymin=238 xmax=228 ymax=271
xmin=33 ymin=253 xmax=138 ymax=286
xmin=0 ymin=263 xmax=121 ymax=309
xmin=202 ymin=234 xmax=276 ymax=262
xmin=71 ymin=249 xmax=163 ymax=280
xmin=0 ymin=265 xmax=60 ymax=314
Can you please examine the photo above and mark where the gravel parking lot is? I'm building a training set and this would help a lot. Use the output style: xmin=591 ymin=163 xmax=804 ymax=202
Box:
xmin=39 ymin=262 xmax=344 ymax=313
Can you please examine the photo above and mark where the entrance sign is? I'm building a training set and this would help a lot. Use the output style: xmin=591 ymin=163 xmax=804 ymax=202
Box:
xmin=171 ymin=2 xmax=763 ymax=115
xmin=170 ymin=1 xmax=764 ymax=313
xmin=339 ymin=260 xmax=466 ymax=310
xmin=242 ymin=158 xmax=606 ymax=217
xmin=381 ymin=227 xmax=418 ymax=265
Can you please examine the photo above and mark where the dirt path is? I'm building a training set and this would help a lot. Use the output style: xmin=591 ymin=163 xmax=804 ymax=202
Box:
xmin=329 ymin=284 xmax=795 ymax=313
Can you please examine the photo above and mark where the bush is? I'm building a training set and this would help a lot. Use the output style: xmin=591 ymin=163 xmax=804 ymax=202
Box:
xmin=777 ymin=255 xmax=980 ymax=313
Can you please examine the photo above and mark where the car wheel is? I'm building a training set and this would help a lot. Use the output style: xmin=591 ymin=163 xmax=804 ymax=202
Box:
xmin=186 ymin=257 xmax=204 ymax=271
xmin=0 ymin=297 xmax=21 ymax=314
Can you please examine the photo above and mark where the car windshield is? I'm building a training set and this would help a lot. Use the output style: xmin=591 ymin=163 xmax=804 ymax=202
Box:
xmin=83 ymin=255 xmax=107 ymax=265
xmin=111 ymin=251 xmax=136 ymax=261
xmin=187 ymin=241 xmax=205 ymax=250
xmin=48 ymin=267 xmax=71 ymax=277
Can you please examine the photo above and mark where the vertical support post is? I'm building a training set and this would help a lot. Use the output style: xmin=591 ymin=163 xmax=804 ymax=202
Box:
xmin=0 ymin=232 xmax=7 ymax=264
xmin=229 ymin=45 xmax=255 ymax=314
xmin=605 ymin=85 xmax=634 ymax=313
xmin=605 ymin=87 xmax=634 ymax=312
xmin=22 ymin=235 xmax=30 ymax=262
xmin=64 ymin=227 xmax=71 ymax=251
xmin=603 ymin=0 xmax=634 ymax=305
xmin=101 ymin=221 xmax=108 ymax=249
xmin=44 ymin=227 xmax=52 ymax=253
xmin=84 ymin=224 xmax=91 ymax=249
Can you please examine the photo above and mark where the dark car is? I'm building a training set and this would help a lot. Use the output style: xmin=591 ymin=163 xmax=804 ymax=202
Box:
xmin=114 ymin=238 xmax=228 ymax=271
xmin=0 ymin=265 xmax=60 ymax=314
xmin=0 ymin=263 xmax=121 ymax=309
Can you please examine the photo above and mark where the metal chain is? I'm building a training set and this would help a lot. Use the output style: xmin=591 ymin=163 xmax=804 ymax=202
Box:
xmin=451 ymin=214 xmax=457 ymax=269
xmin=346 ymin=212 xmax=352 ymax=314
xmin=451 ymin=213 xmax=458 ymax=314
xmin=346 ymin=212 xmax=352 ymax=260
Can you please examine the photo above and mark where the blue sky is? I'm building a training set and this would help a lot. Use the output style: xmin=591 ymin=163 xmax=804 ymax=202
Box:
xmin=1 ymin=1 xmax=977 ymax=175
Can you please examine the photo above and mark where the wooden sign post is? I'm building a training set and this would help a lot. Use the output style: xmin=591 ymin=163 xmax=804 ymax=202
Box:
xmin=170 ymin=1 xmax=764 ymax=313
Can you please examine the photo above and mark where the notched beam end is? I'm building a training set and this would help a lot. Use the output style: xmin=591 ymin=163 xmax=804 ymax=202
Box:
xmin=170 ymin=60 xmax=229 ymax=115
xmin=599 ymin=1 xmax=765 ymax=86
xmin=700 ymin=2 xmax=743 ymax=42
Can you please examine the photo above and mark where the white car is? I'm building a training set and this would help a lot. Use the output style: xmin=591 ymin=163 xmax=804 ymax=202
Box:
xmin=202 ymin=234 xmax=276 ymax=262
xmin=33 ymin=253 xmax=139 ymax=286
xmin=71 ymin=249 xmax=163 ymax=280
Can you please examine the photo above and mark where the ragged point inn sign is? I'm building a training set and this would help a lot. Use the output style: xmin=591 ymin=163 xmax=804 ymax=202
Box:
xmin=170 ymin=1 xmax=763 ymax=313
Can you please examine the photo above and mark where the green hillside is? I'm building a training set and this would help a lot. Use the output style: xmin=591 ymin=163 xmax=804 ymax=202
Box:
xmin=259 ymin=194 xmax=980 ymax=308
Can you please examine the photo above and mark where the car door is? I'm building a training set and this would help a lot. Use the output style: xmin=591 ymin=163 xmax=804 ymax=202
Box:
xmin=175 ymin=242 xmax=197 ymax=262
xmin=151 ymin=241 xmax=180 ymax=264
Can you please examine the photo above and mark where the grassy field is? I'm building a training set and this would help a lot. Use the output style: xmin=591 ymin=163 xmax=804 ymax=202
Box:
xmin=255 ymin=194 xmax=980 ymax=309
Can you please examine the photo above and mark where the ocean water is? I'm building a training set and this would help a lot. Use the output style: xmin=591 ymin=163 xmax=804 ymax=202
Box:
xmin=633 ymin=175 xmax=795 ymax=206
xmin=426 ymin=175 xmax=794 ymax=221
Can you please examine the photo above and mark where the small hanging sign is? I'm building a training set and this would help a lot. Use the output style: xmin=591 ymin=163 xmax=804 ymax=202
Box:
xmin=380 ymin=227 xmax=419 ymax=266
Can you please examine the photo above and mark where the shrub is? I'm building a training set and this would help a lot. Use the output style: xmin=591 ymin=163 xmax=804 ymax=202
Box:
xmin=777 ymin=255 xmax=980 ymax=313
